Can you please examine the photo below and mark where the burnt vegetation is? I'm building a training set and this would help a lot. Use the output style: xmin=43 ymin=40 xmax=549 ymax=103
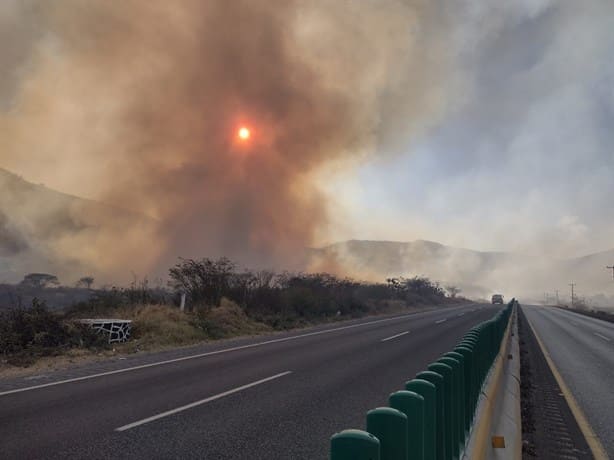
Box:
xmin=168 ymin=258 xmax=453 ymax=325
xmin=1 ymin=257 xmax=463 ymax=367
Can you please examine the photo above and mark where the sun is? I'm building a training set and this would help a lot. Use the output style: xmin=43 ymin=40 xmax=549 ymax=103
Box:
xmin=238 ymin=126 xmax=251 ymax=140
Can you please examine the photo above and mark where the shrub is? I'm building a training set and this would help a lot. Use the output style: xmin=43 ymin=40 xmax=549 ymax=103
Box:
xmin=191 ymin=298 xmax=271 ymax=339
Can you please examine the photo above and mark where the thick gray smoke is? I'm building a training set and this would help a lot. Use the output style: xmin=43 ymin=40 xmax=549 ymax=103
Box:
xmin=315 ymin=0 xmax=614 ymax=305
xmin=5 ymin=1 xmax=611 ymax=307
xmin=0 ymin=0 xmax=451 ymax=282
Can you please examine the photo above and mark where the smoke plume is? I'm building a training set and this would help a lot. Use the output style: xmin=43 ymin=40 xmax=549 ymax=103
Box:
xmin=0 ymin=0 xmax=451 ymax=282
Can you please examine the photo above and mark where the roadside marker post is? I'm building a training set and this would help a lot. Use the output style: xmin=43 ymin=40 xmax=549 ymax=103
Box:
xmin=366 ymin=407 xmax=408 ymax=460
xmin=415 ymin=371 xmax=446 ymax=460
xmin=453 ymin=346 xmax=476 ymax=427
xmin=405 ymin=379 xmax=437 ymax=460
xmin=427 ymin=362 xmax=455 ymax=460
xmin=330 ymin=429 xmax=380 ymax=460
xmin=438 ymin=356 xmax=464 ymax=452
xmin=389 ymin=390 xmax=425 ymax=460
xmin=458 ymin=338 xmax=479 ymax=407
xmin=443 ymin=351 xmax=467 ymax=434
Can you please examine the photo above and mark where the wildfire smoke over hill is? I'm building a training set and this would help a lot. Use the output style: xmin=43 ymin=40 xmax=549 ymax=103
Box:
xmin=0 ymin=0 xmax=451 ymax=281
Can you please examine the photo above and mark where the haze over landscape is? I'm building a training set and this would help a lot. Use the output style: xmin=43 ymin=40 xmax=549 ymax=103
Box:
xmin=1 ymin=0 xmax=614 ymax=306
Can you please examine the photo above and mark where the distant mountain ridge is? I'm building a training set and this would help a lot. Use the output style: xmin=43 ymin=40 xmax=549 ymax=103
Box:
xmin=309 ymin=239 xmax=614 ymax=303
xmin=0 ymin=167 xmax=154 ymax=283
xmin=2 ymin=167 xmax=613 ymax=306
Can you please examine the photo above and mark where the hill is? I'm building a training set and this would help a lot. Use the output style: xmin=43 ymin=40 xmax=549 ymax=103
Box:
xmin=309 ymin=240 xmax=614 ymax=305
xmin=2 ymin=168 xmax=613 ymax=307
xmin=0 ymin=168 xmax=155 ymax=284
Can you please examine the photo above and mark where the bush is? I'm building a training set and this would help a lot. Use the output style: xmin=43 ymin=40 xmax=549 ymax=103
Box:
xmin=0 ymin=299 xmax=67 ymax=354
xmin=0 ymin=299 xmax=72 ymax=366
xmin=124 ymin=304 xmax=206 ymax=348
xmin=1 ymin=257 xmax=457 ymax=368
xmin=191 ymin=298 xmax=270 ymax=339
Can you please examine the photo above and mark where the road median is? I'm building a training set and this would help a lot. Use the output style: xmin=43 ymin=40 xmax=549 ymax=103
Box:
xmin=330 ymin=301 xmax=515 ymax=460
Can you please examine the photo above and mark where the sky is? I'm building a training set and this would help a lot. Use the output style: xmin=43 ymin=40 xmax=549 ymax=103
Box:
xmin=1 ymin=0 xmax=614 ymax=284
xmin=321 ymin=0 xmax=614 ymax=259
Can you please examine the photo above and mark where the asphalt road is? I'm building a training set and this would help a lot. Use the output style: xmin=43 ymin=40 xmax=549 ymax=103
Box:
xmin=1 ymin=304 xmax=499 ymax=459
xmin=523 ymin=305 xmax=614 ymax=455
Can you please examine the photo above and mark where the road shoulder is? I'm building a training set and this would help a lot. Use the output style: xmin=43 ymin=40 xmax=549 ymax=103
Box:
xmin=519 ymin=306 xmax=603 ymax=459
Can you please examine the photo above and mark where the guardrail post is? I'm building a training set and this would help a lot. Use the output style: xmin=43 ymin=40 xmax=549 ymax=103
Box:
xmin=389 ymin=390 xmax=425 ymax=460
xmin=330 ymin=429 xmax=380 ymax=460
xmin=405 ymin=379 xmax=437 ymax=460
xmin=453 ymin=346 xmax=475 ymax=427
xmin=427 ymin=362 xmax=455 ymax=460
xmin=438 ymin=356 xmax=463 ymax=453
xmin=415 ymin=371 xmax=446 ymax=460
xmin=366 ymin=407 xmax=408 ymax=460
xmin=443 ymin=351 xmax=467 ymax=436
xmin=458 ymin=337 xmax=479 ymax=408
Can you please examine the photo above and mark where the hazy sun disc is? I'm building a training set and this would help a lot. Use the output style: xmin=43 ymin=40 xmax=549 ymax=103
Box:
xmin=238 ymin=127 xmax=250 ymax=140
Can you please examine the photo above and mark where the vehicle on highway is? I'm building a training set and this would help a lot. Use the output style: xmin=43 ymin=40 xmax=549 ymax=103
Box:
xmin=491 ymin=294 xmax=504 ymax=304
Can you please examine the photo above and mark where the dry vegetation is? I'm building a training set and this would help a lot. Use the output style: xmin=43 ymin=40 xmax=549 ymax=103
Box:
xmin=1 ymin=257 xmax=464 ymax=371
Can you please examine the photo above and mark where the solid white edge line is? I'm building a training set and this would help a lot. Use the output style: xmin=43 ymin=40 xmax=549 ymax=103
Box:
xmin=593 ymin=332 xmax=611 ymax=342
xmin=1 ymin=307 xmax=469 ymax=397
xmin=435 ymin=318 xmax=447 ymax=324
xmin=115 ymin=371 xmax=292 ymax=432
xmin=381 ymin=331 xmax=410 ymax=342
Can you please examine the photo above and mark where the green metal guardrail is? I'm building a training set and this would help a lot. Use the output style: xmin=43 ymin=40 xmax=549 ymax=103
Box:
xmin=330 ymin=300 xmax=517 ymax=460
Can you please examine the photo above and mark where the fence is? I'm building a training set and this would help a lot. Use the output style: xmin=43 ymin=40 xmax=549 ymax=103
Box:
xmin=330 ymin=300 xmax=516 ymax=460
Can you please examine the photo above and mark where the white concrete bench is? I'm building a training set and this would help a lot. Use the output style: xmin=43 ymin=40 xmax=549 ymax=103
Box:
xmin=79 ymin=319 xmax=132 ymax=343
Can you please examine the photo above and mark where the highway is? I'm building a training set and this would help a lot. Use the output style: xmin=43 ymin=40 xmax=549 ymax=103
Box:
xmin=0 ymin=304 xmax=499 ymax=459
xmin=523 ymin=305 xmax=614 ymax=455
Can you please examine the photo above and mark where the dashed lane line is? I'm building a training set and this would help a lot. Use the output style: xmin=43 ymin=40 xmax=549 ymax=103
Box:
xmin=381 ymin=331 xmax=410 ymax=342
xmin=593 ymin=332 xmax=611 ymax=342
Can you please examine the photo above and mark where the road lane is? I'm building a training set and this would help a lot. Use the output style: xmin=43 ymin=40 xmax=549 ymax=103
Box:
xmin=0 ymin=303 xmax=499 ymax=459
xmin=523 ymin=305 xmax=614 ymax=455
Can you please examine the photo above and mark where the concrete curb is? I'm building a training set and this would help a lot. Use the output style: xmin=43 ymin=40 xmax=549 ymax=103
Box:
xmin=463 ymin=307 xmax=521 ymax=460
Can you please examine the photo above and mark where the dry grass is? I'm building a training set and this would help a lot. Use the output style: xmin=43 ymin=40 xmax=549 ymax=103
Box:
xmin=116 ymin=304 xmax=206 ymax=348
xmin=0 ymin=299 xmax=274 ymax=377
xmin=194 ymin=298 xmax=272 ymax=339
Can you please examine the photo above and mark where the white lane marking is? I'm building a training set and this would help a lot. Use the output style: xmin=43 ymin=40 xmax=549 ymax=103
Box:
xmin=457 ymin=313 xmax=465 ymax=317
xmin=115 ymin=371 xmax=292 ymax=431
xmin=435 ymin=318 xmax=447 ymax=324
xmin=571 ymin=321 xmax=580 ymax=326
xmin=0 ymin=310 xmax=436 ymax=397
xmin=593 ymin=332 xmax=611 ymax=342
xmin=381 ymin=331 xmax=410 ymax=342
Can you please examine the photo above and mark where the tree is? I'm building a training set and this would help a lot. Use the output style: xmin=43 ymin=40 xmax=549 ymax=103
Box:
xmin=20 ymin=273 xmax=59 ymax=289
xmin=169 ymin=257 xmax=237 ymax=307
xmin=77 ymin=276 xmax=95 ymax=289
xmin=446 ymin=285 xmax=461 ymax=298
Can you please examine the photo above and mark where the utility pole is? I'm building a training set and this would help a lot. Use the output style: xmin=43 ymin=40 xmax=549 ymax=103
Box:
xmin=607 ymin=266 xmax=614 ymax=280
xmin=569 ymin=282 xmax=576 ymax=307
xmin=555 ymin=289 xmax=559 ymax=305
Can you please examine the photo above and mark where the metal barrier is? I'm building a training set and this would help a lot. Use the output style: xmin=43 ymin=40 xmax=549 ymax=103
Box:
xmin=330 ymin=300 xmax=516 ymax=460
